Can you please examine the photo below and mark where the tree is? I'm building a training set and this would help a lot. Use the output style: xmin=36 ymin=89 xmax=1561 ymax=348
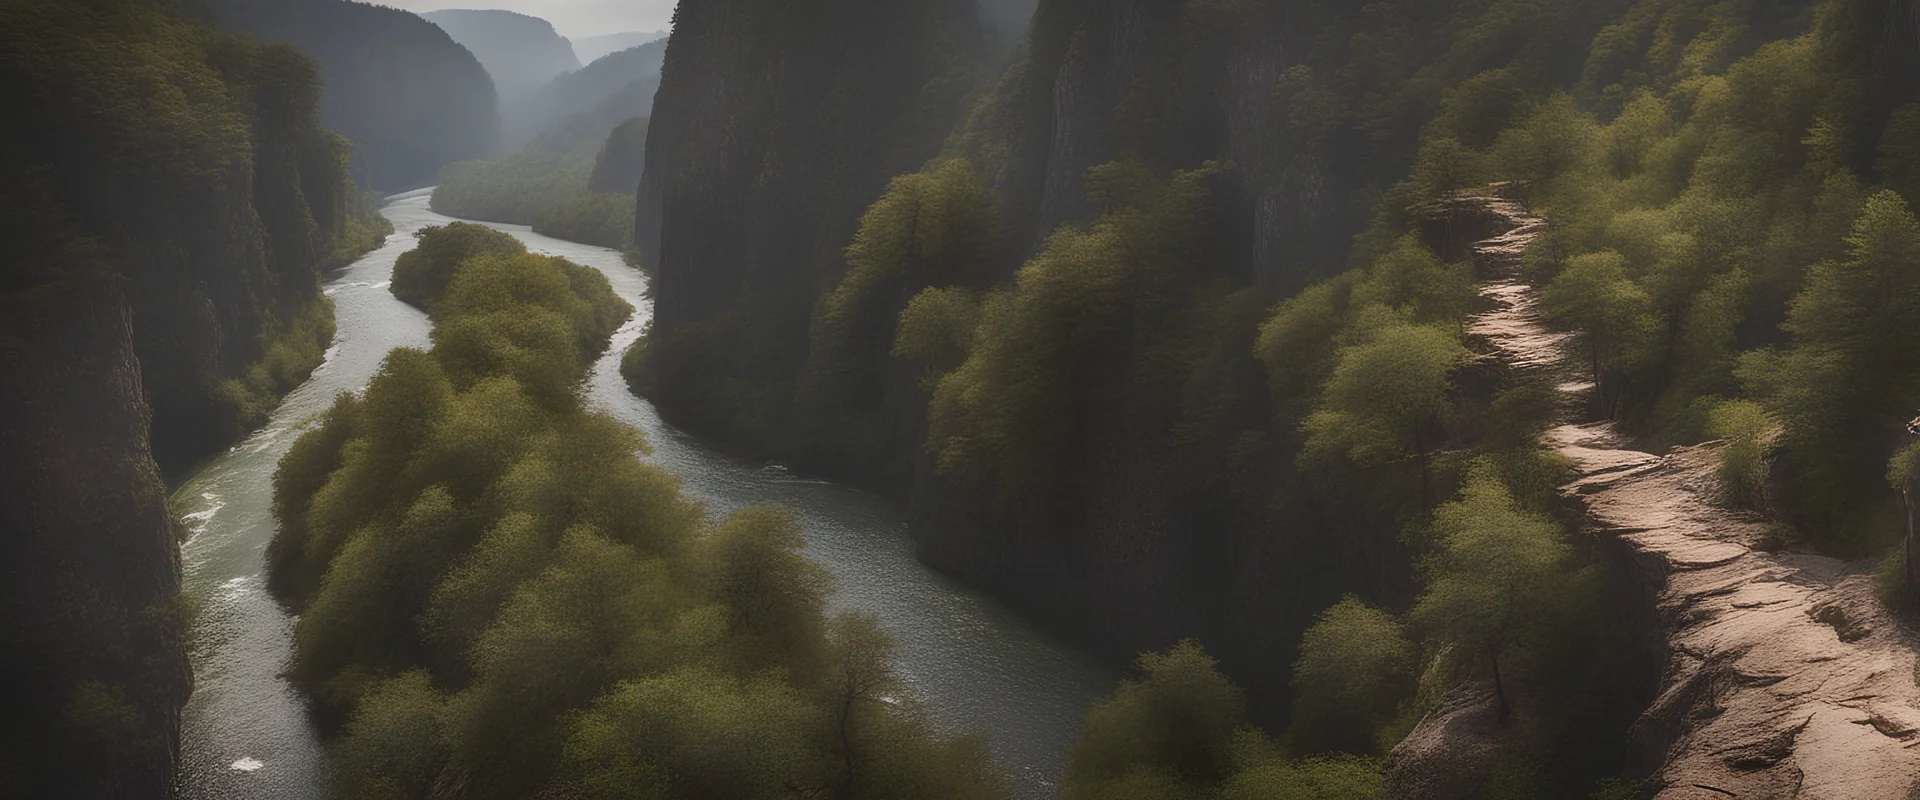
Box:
xmin=827 ymin=612 xmax=899 ymax=796
xmin=1889 ymin=439 xmax=1920 ymax=605
xmin=329 ymin=672 xmax=452 ymax=800
xmin=1289 ymin=597 xmax=1415 ymax=754
xmin=389 ymin=223 xmax=525 ymax=311
xmin=563 ymin=668 xmax=820 ymax=800
xmin=1300 ymin=320 xmax=1468 ymax=506
xmin=1063 ymin=641 xmax=1246 ymax=800
xmin=1706 ymin=399 xmax=1771 ymax=508
xmin=1350 ymin=236 xmax=1476 ymax=325
xmin=1540 ymin=250 xmax=1655 ymax=414
xmin=1748 ymin=191 xmax=1920 ymax=548
xmin=1411 ymin=465 xmax=1569 ymax=717
xmin=696 ymin=507 xmax=830 ymax=675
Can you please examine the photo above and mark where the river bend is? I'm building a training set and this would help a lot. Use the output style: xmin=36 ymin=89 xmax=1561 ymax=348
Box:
xmin=172 ymin=191 xmax=1113 ymax=799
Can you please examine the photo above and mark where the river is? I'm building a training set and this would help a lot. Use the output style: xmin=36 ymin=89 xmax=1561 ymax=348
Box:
xmin=171 ymin=191 xmax=1114 ymax=799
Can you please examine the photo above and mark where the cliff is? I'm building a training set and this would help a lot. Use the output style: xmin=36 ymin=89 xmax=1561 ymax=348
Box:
xmin=422 ymin=9 xmax=581 ymax=106
xmin=0 ymin=0 xmax=379 ymax=792
xmin=591 ymin=117 xmax=652 ymax=194
xmin=633 ymin=0 xmax=987 ymax=438
xmin=201 ymin=0 xmax=499 ymax=191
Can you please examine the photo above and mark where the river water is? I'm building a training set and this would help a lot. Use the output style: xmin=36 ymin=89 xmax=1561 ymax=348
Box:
xmin=172 ymin=192 xmax=1113 ymax=798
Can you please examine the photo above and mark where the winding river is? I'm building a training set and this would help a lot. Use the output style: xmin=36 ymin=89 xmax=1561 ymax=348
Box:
xmin=172 ymin=191 xmax=1114 ymax=799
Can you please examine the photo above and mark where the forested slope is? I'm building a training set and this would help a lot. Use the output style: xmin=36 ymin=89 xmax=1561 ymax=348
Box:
xmin=199 ymin=0 xmax=499 ymax=191
xmin=0 ymin=0 xmax=386 ymax=794
xmin=634 ymin=0 xmax=1920 ymax=794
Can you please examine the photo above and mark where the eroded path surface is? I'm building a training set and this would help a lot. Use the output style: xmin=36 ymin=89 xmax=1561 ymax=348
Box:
xmin=1395 ymin=193 xmax=1920 ymax=799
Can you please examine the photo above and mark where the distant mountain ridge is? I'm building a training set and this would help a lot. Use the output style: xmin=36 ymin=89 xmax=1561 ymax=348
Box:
xmin=573 ymin=30 xmax=668 ymax=65
xmin=509 ymin=37 xmax=667 ymax=146
xmin=422 ymin=8 xmax=580 ymax=105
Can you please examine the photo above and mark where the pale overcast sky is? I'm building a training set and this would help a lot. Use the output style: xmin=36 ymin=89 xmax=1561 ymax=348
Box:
xmin=382 ymin=0 xmax=678 ymax=39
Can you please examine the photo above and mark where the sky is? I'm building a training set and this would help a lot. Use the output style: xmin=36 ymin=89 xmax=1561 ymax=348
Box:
xmin=381 ymin=0 xmax=677 ymax=39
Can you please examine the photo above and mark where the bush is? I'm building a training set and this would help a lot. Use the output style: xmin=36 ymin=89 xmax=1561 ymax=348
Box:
xmin=1706 ymin=399 xmax=1771 ymax=508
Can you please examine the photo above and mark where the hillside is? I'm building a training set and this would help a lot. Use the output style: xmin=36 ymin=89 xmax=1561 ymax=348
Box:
xmin=573 ymin=30 xmax=669 ymax=65
xmin=197 ymin=0 xmax=498 ymax=191
xmin=422 ymin=9 xmax=580 ymax=105
xmin=507 ymin=37 xmax=667 ymax=145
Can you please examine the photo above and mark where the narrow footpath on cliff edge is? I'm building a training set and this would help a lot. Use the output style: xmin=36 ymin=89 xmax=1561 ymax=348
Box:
xmin=1394 ymin=187 xmax=1920 ymax=800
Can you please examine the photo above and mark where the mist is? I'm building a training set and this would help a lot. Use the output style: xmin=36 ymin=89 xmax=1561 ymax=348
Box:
xmin=380 ymin=0 xmax=675 ymax=38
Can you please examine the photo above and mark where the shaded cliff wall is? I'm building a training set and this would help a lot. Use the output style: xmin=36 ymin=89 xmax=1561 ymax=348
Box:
xmin=634 ymin=0 xmax=986 ymax=439
xmin=202 ymin=0 xmax=500 ymax=190
xmin=591 ymin=116 xmax=652 ymax=194
xmin=0 ymin=1 xmax=377 ymax=792
xmin=632 ymin=0 xmax=1637 ymax=715
xmin=0 ymin=278 xmax=188 ymax=800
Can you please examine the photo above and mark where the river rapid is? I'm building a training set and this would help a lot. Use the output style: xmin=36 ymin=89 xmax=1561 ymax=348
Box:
xmin=170 ymin=192 xmax=1113 ymax=799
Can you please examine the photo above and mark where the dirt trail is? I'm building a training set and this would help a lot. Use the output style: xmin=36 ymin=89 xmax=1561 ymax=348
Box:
xmin=1393 ymin=193 xmax=1920 ymax=800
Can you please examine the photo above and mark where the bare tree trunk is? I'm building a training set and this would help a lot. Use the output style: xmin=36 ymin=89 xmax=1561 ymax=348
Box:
xmin=838 ymin=695 xmax=856 ymax=797
xmin=1414 ymin=423 xmax=1432 ymax=510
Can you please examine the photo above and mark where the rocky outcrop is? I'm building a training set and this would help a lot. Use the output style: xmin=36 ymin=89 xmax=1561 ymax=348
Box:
xmin=1388 ymin=192 xmax=1920 ymax=799
xmin=1560 ymin=426 xmax=1920 ymax=800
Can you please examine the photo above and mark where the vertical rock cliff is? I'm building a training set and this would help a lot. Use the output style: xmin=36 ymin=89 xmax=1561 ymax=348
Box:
xmin=0 ymin=0 xmax=378 ymax=792
xmin=634 ymin=0 xmax=986 ymax=439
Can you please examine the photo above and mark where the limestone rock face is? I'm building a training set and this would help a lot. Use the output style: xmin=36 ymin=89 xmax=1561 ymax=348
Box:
xmin=1564 ymin=430 xmax=1920 ymax=800
xmin=1383 ymin=685 xmax=1506 ymax=800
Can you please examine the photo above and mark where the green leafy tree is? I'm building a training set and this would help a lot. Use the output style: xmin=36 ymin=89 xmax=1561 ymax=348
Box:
xmin=1706 ymin=399 xmax=1771 ymax=508
xmin=1540 ymin=250 xmax=1655 ymax=412
xmin=390 ymin=223 xmax=526 ymax=311
xmin=1288 ymin=596 xmax=1415 ymax=755
xmin=1411 ymin=465 xmax=1570 ymax=717
xmin=564 ymin=668 xmax=822 ymax=800
xmin=1063 ymin=641 xmax=1246 ymax=799
xmin=1301 ymin=321 xmax=1468 ymax=505
xmin=1746 ymin=191 xmax=1920 ymax=548
xmin=329 ymin=672 xmax=453 ymax=800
